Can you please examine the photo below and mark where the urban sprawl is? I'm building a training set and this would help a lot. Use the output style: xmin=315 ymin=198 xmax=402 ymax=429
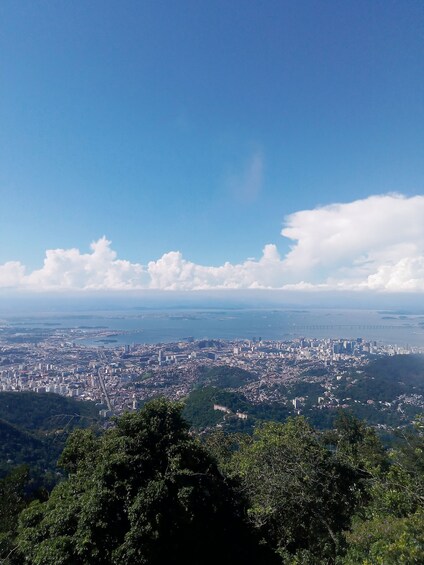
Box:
xmin=1 ymin=324 xmax=423 ymax=421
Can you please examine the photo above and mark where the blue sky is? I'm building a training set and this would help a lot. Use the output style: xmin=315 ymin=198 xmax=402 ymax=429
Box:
xmin=1 ymin=1 xmax=424 ymax=293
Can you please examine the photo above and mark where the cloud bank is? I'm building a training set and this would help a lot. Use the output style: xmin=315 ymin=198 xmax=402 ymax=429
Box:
xmin=2 ymin=194 xmax=424 ymax=293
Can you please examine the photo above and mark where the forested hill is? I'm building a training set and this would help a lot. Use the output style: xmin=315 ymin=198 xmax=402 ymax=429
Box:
xmin=183 ymin=386 xmax=289 ymax=432
xmin=183 ymin=355 xmax=424 ymax=433
xmin=1 ymin=399 xmax=424 ymax=564
xmin=349 ymin=353 xmax=424 ymax=401
xmin=0 ymin=391 xmax=99 ymax=432
xmin=198 ymin=365 xmax=257 ymax=388
xmin=0 ymin=392 xmax=100 ymax=477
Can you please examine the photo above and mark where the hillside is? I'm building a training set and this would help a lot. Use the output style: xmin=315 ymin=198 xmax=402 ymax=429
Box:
xmin=0 ymin=418 xmax=56 ymax=476
xmin=344 ymin=353 xmax=424 ymax=402
xmin=198 ymin=365 xmax=257 ymax=388
xmin=0 ymin=391 xmax=100 ymax=432
xmin=0 ymin=392 xmax=101 ymax=478
xmin=183 ymin=386 xmax=289 ymax=432
xmin=184 ymin=355 xmax=424 ymax=434
xmin=4 ymin=399 xmax=424 ymax=565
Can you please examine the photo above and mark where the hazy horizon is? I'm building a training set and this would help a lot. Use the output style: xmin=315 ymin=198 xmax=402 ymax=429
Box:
xmin=2 ymin=289 xmax=424 ymax=316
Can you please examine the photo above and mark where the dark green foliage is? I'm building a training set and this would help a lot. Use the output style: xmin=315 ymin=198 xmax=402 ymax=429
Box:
xmin=1 ymin=385 xmax=423 ymax=563
xmin=183 ymin=386 xmax=289 ymax=433
xmin=182 ymin=386 xmax=252 ymax=431
xmin=230 ymin=417 xmax=362 ymax=563
xmin=0 ymin=465 xmax=49 ymax=564
xmin=304 ymin=408 xmax=339 ymax=429
xmin=182 ymin=386 xmax=233 ymax=428
xmin=342 ymin=402 xmax=408 ymax=427
xmin=340 ymin=415 xmax=424 ymax=563
xmin=198 ymin=365 xmax=257 ymax=388
xmin=307 ymin=402 xmax=409 ymax=430
xmin=368 ymin=353 xmax=424 ymax=385
xmin=17 ymin=399 xmax=272 ymax=565
xmin=0 ymin=392 xmax=101 ymax=479
xmin=344 ymin=510 xmax=424 ymax=564
xmin=246 ymin=401 xmax=289 ymax=423
xmin=373 ymin=418 xmax=424 ymax=518
xmin=0 ymin=394 xmax=102 ymax=560
xmin=0 ymin=466 xmax=30 ymax=563
xmin=340 ymin=354 xmax=424 ymax=403
xmin=324 ymin=411 xmax=387 ymax=468
xmin=0 ymin=392 xmax=99 ymax=432
xmin=0 ymin=419 xmax=57 ymax=477
xmin=290 ymin=379 xmax=324 ymax=396
xmin=301 ymin=354 xmax=424 ymax=429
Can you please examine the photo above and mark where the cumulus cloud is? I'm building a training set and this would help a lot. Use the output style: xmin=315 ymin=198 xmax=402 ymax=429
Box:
xmin=0 ymin=262 xmax=26 ymax=289
xmin=281 ymin=194 xmax=424 ymax=291
xmin=1 ymin=194 xmax=424 ymax=292
xmin=26 ymin=237 xmax=148 ymax=291
xmin=366 ymin=257 xmax=424 ymax=292
xmin=145 ymin=243 xmax=284 ymax=290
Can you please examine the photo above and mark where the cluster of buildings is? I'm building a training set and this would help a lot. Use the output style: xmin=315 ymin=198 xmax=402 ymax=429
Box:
xmin=1 ymin=322 xmax=422 ymax=420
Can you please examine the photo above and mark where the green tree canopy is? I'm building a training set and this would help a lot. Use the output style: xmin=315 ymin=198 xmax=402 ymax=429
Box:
xmin=0 ymin=466 xmax=31 ymax=563
xmin=341 ymin=414 xmax=424 ymax=564
xmin=16 ymin=399 xmax=274 ymax=565
xmin=230 ymin=417 xmax=361 ymax=563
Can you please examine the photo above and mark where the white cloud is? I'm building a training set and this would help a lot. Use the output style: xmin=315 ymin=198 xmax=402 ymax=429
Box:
xmin=26 ymin=237 xmax=148 ymax=290
xmin=1 ymin=194 xmax=424 ymax=293
xmin=227 ymin=150 xmax=264 ymax=203
xmin=366 ymin=257 xmax=424 ymax=292
xmin=146 ymin=244 xmax=284 ymax=290
xmin=281 ymin=193 xmax=424 ymax=291
xmin=0 ymin=261 xmax=26 ymax=289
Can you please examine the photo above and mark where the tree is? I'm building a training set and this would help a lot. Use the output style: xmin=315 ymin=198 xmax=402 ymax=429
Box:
xmin=230 ymin=417 xmax=360 ymax=563
xmin=343 ymin=510 xmax=424 ymax=564
xmin=0 ymin=466 xmax=30 ymax=564
xmin=325 ymin=411 xmax=387 ymax=470
xmin=342 ymin=415 xmax=424 ymax=563
xmin=16 ymin=399 xmax=273 ymax=565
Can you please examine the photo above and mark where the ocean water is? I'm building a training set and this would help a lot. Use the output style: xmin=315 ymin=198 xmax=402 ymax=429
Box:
xmin=2 ymin=308 xmax=424 ymax=347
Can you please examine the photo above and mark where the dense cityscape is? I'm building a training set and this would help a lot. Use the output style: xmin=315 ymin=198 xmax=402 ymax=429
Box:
xmin=2 ymin=322 xmax=423 ymax=425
